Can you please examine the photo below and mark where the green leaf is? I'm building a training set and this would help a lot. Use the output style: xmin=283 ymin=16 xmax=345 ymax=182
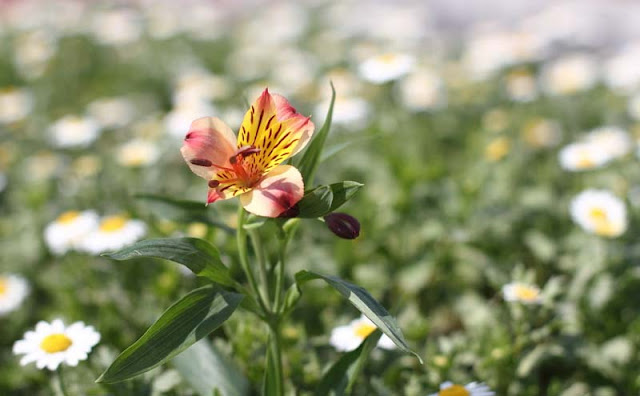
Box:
xmin=97 ymin=286 xmax=243 ymax=383
xmin=297 ymin=182 xmax=364 ymax=218
xmin=315 ymin=331 xmax=382 ymax=396
xmin=172 ymin=339 xmax=249 ymax=396
xmin=135 ymin=194 xmax=234 ymax=234
xmin=104 ymin=238 xmax=234 ymax=287
xmin=297 ymin=82 xmax=335 ymax=185
xmin=294 ymin=270 xmax=422 ymax=364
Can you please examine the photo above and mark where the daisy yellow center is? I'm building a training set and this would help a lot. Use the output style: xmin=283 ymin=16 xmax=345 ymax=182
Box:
xmin=438 ymin=385 xmax=470 ymax=396
xmin=485 ymin=137 xmax=510 ymax=161
xmin=576 ymin=154 xmax=594 ymax=168
xmin=100 ymin=216 xmax=127 ymax=232
xmin=514 ymin=285 xmax=540 ymax=301
xmin=57 ymin=210 xmax=80 ymax=224
xmin=0 ymin=277 xmax=7 ymax=296
xmin=353 ymin=322 xmax=376 ymax=339
xmin=379 ymin=54 xmax=398 ymax=64
xmin=40 ymin=334 xmax=72 ymax=353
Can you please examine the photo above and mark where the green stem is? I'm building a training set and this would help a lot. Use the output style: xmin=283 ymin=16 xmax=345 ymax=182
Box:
xmin=236 ymin=205 xmax=269 ymax=315
xmin=268 ymin=322 xmax=284 ymax=395
xmin=248 ymin=228 xmax=272 ymax=311
xmin=56 ymin=366 xmax=69 ymax=396
xmin=274 ymin=221 xmax=298 ymax=312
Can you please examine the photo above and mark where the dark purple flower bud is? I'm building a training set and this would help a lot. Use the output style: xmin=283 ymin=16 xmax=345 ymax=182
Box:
xmin=324 ymin=212 xmax=360 ymax=239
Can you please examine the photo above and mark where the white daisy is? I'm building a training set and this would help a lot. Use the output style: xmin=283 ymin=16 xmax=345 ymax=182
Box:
xmin=79 ymin=215 xmax=146 ymax=254
xmin=49 ymin=115 xmax=101 ymax=148
xmin=87 ymin=96 xmax=136 ymax=129
xmin=116 ymin=139 xmax=160 ymax=167
xmin=91 ymin=8 xmax=142 ymax=46
xmin=314 ymin=96 xmax=370 ymax=127
xmin=502 ymin=282 xmax=542 ymax=305
xmin=558 ymin=142 xmax=610 ymax=171
xmin=628 ymin=93 xmax=640 ymax=121
xmin=504 ymin=69 xmax=538 ymax=103
xmin=13 ymin=319 xmax=100 ymax=370
xmin=329 ymin=315 xmax=396 ymax=352
xmin=358 ymin=53 xmax=415 ymax=84
xmin=428 ymin=381 xmax=495 ymax=396
xmin=396 ymin=69 xmax=446 ymax=111
xmin=603 ymin=43 xmax=640 ymax=93
xmin=0 ymin=87 xmax=33 ymax=124
xmin=570 ymin=189 xmax=627 ymax=238
xmin=540 ymin=54 xmax=598 ymax=96
xmin=0 ymin=274 xmax=30 ymax=316
xmin=164 ymin=101 xmax=217 ymax=138
xmin=584 ymin=126 xmax=632 ymax=160
xmin=522 ymin=119 xmax=562 ymax=149
xmin=44 ymin=210 xmax=99 ymax=255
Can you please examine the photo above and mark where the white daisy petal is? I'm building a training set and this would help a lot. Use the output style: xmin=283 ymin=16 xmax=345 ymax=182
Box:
xmin=12 ymin=319 xmax=101 ymax=371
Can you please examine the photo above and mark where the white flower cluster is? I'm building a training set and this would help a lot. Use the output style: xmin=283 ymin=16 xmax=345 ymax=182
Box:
xmin=44 ymin=210 xmax=146 ymax=255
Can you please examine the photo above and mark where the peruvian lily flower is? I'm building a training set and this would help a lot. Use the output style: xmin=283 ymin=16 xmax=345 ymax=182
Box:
xmin=181 ymin=89 xmax=314 ymax=217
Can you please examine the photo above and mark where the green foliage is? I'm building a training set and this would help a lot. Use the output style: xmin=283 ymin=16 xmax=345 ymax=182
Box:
xmin=105 ymin=238 xmax=235 ymax=287
xmin=98 ymin=286 xmax=243 ymax=383
xmin=297 ymin=182 xmax=364 ymax=218
xmin=315 ymin=331 xmax=382 ymax=396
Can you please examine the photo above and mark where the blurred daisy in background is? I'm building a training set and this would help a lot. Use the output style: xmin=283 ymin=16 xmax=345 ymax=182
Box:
xmin=397 ymin=68 xmax=447 ymax=111
xmin=0 ymin=274 xmax=30 ymax=316
xmin=628 ymin=93 xmax=640 ymax=121
xmin=428 ymin=381 xmax=495 ymax=396
xmin=570 ymin=189 xmax=627 ymax=238
xmin=12 ymin=30 xmax=57 ymax=79
xmin=485 ymin=137 xmax=510 ymax=162
xmin=504 ymin=69 xmax=538 ymax=103
xmin=13 ymin=319 xmax=100 ymax=370
xmin=558 ymin=142 xmax=609 ymax=171
xmin=48 ymin=115 xmax=102 ymax=148
xmin=540 ymin=54 xmax=598 ymax=96
xmin=602 ymin=43 xmax=640 ymax=94
xmin=358 ymin=53 xmax=415 ymax=84
xmin=90 ymin=8 xmax=143 ymax=46
xmin=502 ymin=282 xmax=542 ymax=305
xmin=116 ymin=139 xmax=160 ymax=167
xmin=80 ymin=215 xmax=146 ymax=254
xmin=584 ymin=126 xmax=632 ymax=160
xmin=164 ymin=101 xmax=217 ymax=138
xmin=87 ymin=96 xmax=136 ymax=129
xmin=0 ymin=87 xmax=33 ymax=124
xmin=44 ymin=210 xmax=99 ymax=255
xmin=522 ymin=119 xmax=562 ymax=149
xmin=314 ymin=95 xmax=370 ymax=127
xmin=329 ymin=315 xmax=395 ymax=352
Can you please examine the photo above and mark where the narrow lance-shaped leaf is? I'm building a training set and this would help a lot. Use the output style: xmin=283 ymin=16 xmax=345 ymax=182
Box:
xmin=135 ymin=193 xmax=234 ymax=233
xmin=315 ymin=331 xmax=382 ymax=396
xmin=294 ymin=270 xmax=422 ymax=364
xmin=297 ymin=82 xmax=336 ymax=186
xmin=297 ymin=182 xmax=363 ymax=218
xmin=97 ymin=286 xmax=243 ymax=383
xmin=104 ymin=238 xmax=234 ymax=287
xmin=172 ymin=339 xmax=249 ymax=396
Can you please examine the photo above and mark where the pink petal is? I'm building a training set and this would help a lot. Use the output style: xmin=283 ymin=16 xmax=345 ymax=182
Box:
xmin=272 ymin=93 xmax=315 ymax=156
xmin=181 ymin=117 xmax=237 ymax=180
xmin=240 ymin=165 xmax=304 ymax=217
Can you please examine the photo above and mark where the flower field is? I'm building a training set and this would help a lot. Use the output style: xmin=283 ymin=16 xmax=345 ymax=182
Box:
xmin=2 ymin=0 xmax=640 ymax=395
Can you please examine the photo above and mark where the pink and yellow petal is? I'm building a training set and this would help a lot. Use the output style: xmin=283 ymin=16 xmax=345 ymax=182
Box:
xmin=181 ymin=117 xmax=237 ymax=180
xmin=239 ymin=165 xmax=304 ymax=217
xmin=272 ymin=93 xmax=315 ymax=155
xmin=238 ymin=90 xmax=314 ymax=176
